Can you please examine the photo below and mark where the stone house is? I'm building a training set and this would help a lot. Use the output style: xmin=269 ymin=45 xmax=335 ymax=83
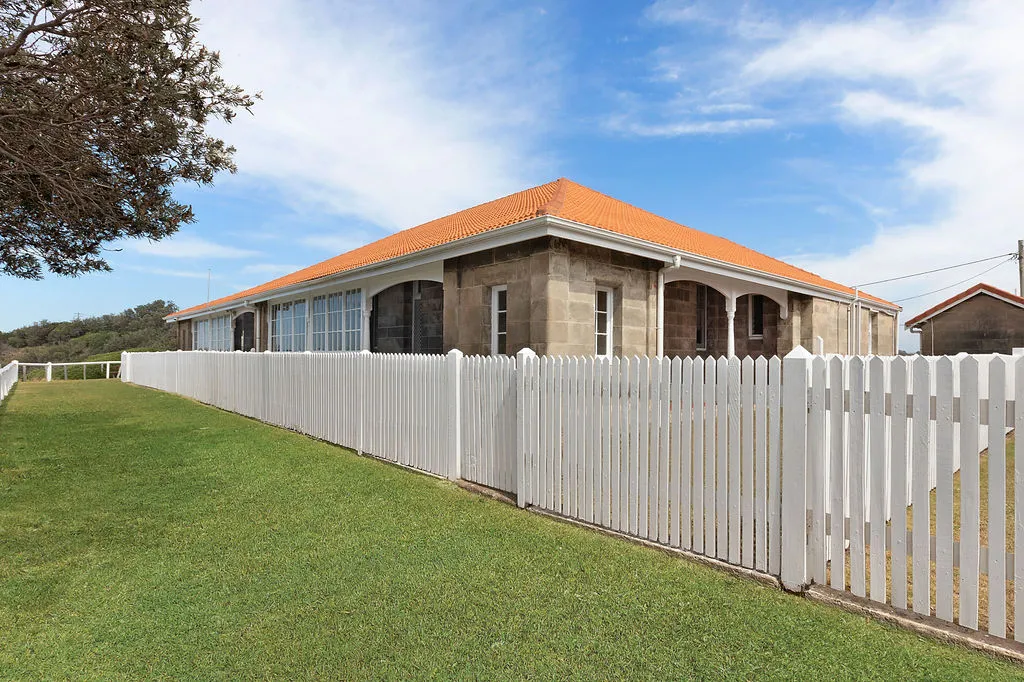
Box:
xmin=904 ymin=282 xmax=1024 ymax=355
xmin=167 ymin=178 xmax=899 ymax=358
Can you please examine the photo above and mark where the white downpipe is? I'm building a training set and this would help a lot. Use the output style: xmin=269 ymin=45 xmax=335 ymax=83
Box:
xmin=656 ymin=268 xmax=666 ymax=357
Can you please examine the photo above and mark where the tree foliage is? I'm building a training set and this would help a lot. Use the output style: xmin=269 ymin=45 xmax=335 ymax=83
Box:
xmin=0 ymin=1 xmax=255 ymax=278
xmin=0 ymin=298 xmax=177 ymax=361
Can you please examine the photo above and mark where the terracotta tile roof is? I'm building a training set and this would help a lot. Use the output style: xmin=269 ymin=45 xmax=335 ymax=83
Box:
xmin=172 ymin=178 xmax=896 ymax=318
xmin=904 ymin=282 xmax=1024 ymax=328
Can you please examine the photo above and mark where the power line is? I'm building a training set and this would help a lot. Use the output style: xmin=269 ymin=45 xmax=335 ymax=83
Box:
xmin=892 ymin=256 xmax=1016 ymax=303
xmin=853 ymin=252 xmax=1016 ymax=288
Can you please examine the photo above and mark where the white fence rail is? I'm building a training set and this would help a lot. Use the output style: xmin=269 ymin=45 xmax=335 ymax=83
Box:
xmin=1 ymin=361 xmax=18 ymax=404
xmin=120 ymin=348 xmax=1023 ymax=645
xmin=16 ymin=360 xmax=121 ymax=381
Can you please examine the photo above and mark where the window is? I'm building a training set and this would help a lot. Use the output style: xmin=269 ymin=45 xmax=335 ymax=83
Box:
xmin=312 ymin=296 xmax=328 ymax=350
xmin=328 ymin=292 xmax=344 ymax=350
xmin=696 ymin=284 xmax=708 ymax=351
xmin=595 ymin=287 xmax=613 ymax=356
xmin=191 ymin=315 xmax=231 ymax=350
xmin=748 ymin=294 xmax=765 ymax=338
xmin=271 ymin=299 xmax=308 ymax=351
xmin=491 ymin=285 xmax=508 ymax=355
xmin=868 ymin=312 xmax=876 ymax=355
xmin=344 ymin=289 xmax=362 ymax=351
xmin=303 ymin=290 xmax=363 ymax=352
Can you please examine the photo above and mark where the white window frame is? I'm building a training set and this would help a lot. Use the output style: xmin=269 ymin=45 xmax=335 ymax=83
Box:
xmin=491 ymin=285 xmax=508 ymax=355
xmin=748 ymin=294 xmax=764 ymax=340
xmin=595 ymin=286 xmax=613 ymax=357
xmin=696 ymin=284 xmax=708 ymax=351
xmin=868 ymin=312 xmax=875 ymax=355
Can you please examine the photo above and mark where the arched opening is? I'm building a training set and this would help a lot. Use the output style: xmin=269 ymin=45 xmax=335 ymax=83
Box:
xmin=664 ymin=281 xmax=782 ymax=359
xmin=370 ymin=280 xmax=444 ymax=354
xmin=233 ymin=312 xmax=255 ymax=351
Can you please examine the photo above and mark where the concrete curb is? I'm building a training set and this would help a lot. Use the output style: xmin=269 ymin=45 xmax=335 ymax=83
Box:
xmin=805 ymin=585 xmax=1024 ymax=665
xmin=526 ymin=506 xmax=782 ymax=590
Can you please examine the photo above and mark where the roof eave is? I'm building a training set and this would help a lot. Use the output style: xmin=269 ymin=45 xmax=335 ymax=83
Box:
xmin=168 ymin=214 xmax=900 ymax=322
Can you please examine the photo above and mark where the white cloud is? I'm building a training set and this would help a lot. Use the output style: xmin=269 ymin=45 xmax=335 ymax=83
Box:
xmin=124 ymin=265 xmax=213 ymax=280
xmin=644 ymin=0 xmax=1024 ymax=349
xmin=195 ymin=0 xmax=560 ymax=232
xmin=125 ymin=235 xmax=260 ymax=259
xmin=609 ymin=115 xmax=774 ymax=136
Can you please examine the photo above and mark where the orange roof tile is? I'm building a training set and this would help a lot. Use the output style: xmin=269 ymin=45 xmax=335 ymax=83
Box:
xmin=904 ymin=282 xmax=1024 ymax=328
xmin=172 ymin=178 xmax=896 ymax=318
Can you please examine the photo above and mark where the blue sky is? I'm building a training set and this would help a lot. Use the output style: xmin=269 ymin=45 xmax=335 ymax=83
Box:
xmin=2 ymin=0 xmax=1021 ymax=351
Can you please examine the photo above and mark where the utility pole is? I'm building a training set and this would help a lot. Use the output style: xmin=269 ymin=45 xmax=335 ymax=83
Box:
xmin=1018 ymin=239 xmax=1023 ymax=296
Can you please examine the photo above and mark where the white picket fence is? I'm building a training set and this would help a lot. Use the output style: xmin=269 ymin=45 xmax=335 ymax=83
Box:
xmin=120 ymin=348 xmax=1023 ymax=644
xmin=123 ymin=350 xmax=460 ymax=480
xmin=795 ymin=352 xmax=1022 ymax=639
xmin=516 ymin=354 xmax=783 ymax=572
xmin=1 ymin=361 xmax=18 ymax=404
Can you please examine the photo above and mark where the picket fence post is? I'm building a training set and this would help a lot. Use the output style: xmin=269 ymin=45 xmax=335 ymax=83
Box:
xmin=358 ymin=349 xmax=371 ymax=454
xmin=447 ymin=348 xmax=464 ymax=481
xmin=781 ymin=345 xmax=811 ymax=591
xmin=515 ymin=347 xmax=537 ymax=508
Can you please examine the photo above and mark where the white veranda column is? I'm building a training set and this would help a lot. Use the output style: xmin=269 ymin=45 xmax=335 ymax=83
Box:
xmin=726 ymin=294 xmax=737 ymax=358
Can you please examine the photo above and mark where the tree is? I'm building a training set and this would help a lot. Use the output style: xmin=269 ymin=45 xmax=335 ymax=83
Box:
xmin=0 ymin=1 xmax=255 ymax=278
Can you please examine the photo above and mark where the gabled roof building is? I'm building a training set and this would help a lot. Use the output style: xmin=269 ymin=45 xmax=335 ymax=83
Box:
xmin=168 ymin=178 xmax=900 ymax=358
xmin=905 ymin=282 xmax=1024 ymax=355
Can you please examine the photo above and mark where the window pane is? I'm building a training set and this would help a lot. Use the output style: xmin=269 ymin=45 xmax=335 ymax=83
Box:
xmin=497 ymin=288 xmax=507 ymax=312
xmin=596 ymin=333 xmax=607 ymax=356
xmin=497 ymin=333 xmax=506 ymax=355
xmin=596 ymin=289 xmax=608 ymax=312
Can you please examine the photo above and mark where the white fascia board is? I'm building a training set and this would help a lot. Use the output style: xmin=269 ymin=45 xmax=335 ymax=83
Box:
xmin=543 ymin=216 xmax=900 ymax=312
xmin=170 ymin=214 xmax=898 ymax=320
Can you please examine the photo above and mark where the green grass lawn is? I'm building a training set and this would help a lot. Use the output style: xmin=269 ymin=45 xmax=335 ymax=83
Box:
xmin=0 ymin=381 xmax=1020 ymax=680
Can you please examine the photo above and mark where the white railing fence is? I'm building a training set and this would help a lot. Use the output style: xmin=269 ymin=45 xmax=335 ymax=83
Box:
xmin=120 ymin=348 xmax=1023 ymax=645
xmin=1 ymin=361 xmax=18 ymax=404
xmin=16 ymin=360 xmax=121 ymax=381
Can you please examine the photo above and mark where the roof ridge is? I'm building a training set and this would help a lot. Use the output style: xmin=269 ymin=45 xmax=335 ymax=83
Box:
xmin=904 ymin=281 xmax=1024 ymax=327
xmin=535 ymin=177 xmax=567 ymax=217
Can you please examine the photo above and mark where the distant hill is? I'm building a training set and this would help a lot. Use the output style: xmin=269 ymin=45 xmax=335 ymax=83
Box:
xmin=0 ymin=300 xmax=178 ymax=364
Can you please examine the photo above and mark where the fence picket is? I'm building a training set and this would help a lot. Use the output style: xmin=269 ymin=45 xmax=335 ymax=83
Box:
xmin=869 ymin=356 xmax=887 ymax=603
xmin=935 ymin=357 xmax=955 ymax=622
xmin=890 ymin=357 xmax=909 ymax=608
xmin=705 ymin=358 xmax=717 ymax=555
xmin=648 ymin=357 xmax=661 ymax=540
xmin=849 ymin=357 xmax=867 ymax=598
xmin=808 ymin=357 xmax=827 ymax=584
xmin=1016 ymin=356 xmax=1024 ymax=642
xmin=741 ymin=357 xmax=755 ymax=569
xmin=768 ymin=357 xmax=782 ymax=576
xmin=728 ymin=356 xmax=741 ymax=564
xmin=912 ymin=356 xmax=932 ymax=616
xmin=659 ymin=357 xmax=672 ymax=543
xmin=670 ymin=357 xmax=684 ymax=548
xmin=754 ymin=356 xmax=768 ymax=572
xmin=690 ymin=357 xmax=705 ymax=552
xmin=988 ymin=357 xmax=1007 ymax=638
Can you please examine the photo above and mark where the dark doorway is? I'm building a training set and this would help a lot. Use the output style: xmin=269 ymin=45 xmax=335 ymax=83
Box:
xmin=234 ymin=312 xmax=255 ymax=351
xmin=369 ymin=281 xmax=444 ymax=354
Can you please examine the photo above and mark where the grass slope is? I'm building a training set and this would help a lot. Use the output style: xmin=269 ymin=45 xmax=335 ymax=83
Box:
xmin=0 ymin=381 xmax=1020 ymax=679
